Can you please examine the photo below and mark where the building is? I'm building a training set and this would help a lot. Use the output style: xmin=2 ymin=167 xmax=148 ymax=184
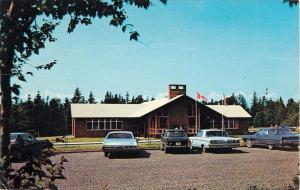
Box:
xmin=71 ymin=84 xmax=251 ymax=137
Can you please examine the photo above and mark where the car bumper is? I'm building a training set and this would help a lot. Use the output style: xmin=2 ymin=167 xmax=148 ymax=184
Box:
xmin=165 ymin=145 xmax=190 ymax=149
xmin=208 ymin=143 xmax=240 ymax=149
xmin=281 ymin=141 xmax=299 ymax=147
xmin=102 ymin=146 xmax=139 ymax=153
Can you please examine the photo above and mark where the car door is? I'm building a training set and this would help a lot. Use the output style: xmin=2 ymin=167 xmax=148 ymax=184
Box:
xmin=253 ymin=129 xmax=264 ymax=145
xmin=259 ymin=129 xmax=269 ymax=145
xmin=192 ymin=130 xmax=203 ymax=147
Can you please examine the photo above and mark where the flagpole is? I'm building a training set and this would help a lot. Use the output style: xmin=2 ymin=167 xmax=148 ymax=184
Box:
xmin=222 ymin=94 xmax=224 ymax=130
xmin=195 ymin=97 xmax=198 ymax=134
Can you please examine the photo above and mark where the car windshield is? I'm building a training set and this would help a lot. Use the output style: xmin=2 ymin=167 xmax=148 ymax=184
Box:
xmin=10 ymin=134 xmax=17 ymax=141
xmin=166 ymin=131 xmax=187 ymax=137
xmin=206 ymin=131 xmax=228 ymax=137
xmin=107 ymin=133 xmax=133 ymax=139
xmin=275 ymin=129 xmax=292 ymax=135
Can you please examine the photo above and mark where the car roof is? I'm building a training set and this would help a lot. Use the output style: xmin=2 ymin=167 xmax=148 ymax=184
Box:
xmin=165 ymin=129 xmax=185 ymax=132
xmin=10 ymin=132 xmax=30 ymax=135
xmin=106 ymin=131 xmax=133 ymax=134
xmin=199 ymin=129 xmax=225 ymax=131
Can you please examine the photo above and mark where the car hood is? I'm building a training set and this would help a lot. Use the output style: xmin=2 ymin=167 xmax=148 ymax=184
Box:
xmin=164 ymin=137 xmax=190 ymax=141
xmin=103 ymin=138 xmax=137 ymax=146
xmin=191 ymin=136 xmax=239 ymax=141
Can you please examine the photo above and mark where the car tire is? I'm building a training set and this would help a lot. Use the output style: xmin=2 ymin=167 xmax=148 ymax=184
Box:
xmin=246 ymin=139 xmax=253 ymax=148
xmin=165 ymin=147 xmax=169 ymax=153
xmin=268 ymin=144 xmax=275 ymax=150
xmin=104 ymin=152 xmax=109 ymax=157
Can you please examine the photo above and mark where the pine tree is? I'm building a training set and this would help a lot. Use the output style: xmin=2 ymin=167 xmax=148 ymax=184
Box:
xmin=250 ymin=92 xmax=259 ymax=117
xmin=125 ymin=92 xmax=130 ymax=104
xmin=71 ymin=87 xmax=85 ymax=103
xmin=88 ymin=92 xmax=96 ymax=104
xmin=237 ymin=94 xmax=248 ymax=111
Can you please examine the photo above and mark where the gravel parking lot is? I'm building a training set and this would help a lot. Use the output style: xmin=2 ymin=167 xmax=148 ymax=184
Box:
xmin=52 ymin=147 xmax=299 ymax=190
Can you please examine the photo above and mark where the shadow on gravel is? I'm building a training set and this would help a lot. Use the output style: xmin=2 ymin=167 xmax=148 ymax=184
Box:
xmin=165 ymin=149 xmax=202 ymax=155
xmin=108 ymin=150 xmax=151 ymax=159
xmin=275 ymin=147 xmax=299 ymax=152
xmin=207 ymin=149 xmax=249 ymax=154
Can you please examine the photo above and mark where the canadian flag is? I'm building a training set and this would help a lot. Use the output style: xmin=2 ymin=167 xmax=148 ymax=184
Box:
xmin=196 ymin=92 xmax=208 ymax=102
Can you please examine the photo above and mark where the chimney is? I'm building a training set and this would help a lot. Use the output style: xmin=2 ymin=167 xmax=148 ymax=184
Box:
xmin=168 ymin=84 xmax=186 ymax=99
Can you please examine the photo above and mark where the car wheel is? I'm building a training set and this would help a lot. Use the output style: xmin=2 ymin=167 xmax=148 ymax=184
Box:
xmin=268 ymin=144 xmax=275 ymax=150
xmin=165 ymin=147 xmax=169 ymax=153
xmin=246 ymin=139 xmax=253 ymax=148
xmin=104 ymin=152 xmax=109 ymax=157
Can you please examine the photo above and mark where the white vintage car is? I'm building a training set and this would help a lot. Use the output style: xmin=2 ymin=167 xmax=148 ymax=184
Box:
xmin=189 ymin=129 xmax=240 ymax=152
xmin=102 ymin=131 xmax=139 ymax=157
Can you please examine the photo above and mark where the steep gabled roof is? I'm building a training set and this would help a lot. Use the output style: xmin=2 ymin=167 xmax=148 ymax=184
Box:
xmin=71 ymin=95 xmax=184 ymax=118
xmin=205 ymin=105 xmax=252 ymax=118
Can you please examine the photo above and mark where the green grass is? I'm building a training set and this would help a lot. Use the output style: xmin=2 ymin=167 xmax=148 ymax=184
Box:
xmin=53 ymin=141 xmax=161 ymax=152
xmin=39 ymin=136 xmax=104 ymax=143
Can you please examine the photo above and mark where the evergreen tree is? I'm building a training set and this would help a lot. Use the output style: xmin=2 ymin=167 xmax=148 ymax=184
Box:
xmin=88 ymin=91 xmax=96 ymax=104
xmin=125 ymin=92 xmax=130 ymax=104
xmin=71 ymin=87 xmax=85 ymax=103
xmin=237 ymin=94 xmax=248 ymax=111
xmin=250 ymin=92 xmax=259 ymax=117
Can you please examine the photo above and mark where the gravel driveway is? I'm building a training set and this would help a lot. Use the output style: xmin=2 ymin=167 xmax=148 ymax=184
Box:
xmin=51 ymin=147 xmax=299 ymax=190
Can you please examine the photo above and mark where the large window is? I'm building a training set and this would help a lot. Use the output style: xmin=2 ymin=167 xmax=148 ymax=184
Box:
xmin=86 ymin=119 xmax=123 ymax=131
xmin=158 ymin=109 xmax=168 ymax=128
xmin=188 ymin=117 xmax=195 ymax=129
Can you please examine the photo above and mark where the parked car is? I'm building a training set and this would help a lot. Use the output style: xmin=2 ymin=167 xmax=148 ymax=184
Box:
xmin=102 ymin=131 xmax=139 ymax=157
xmin=242 ymin=126 xmax=300 ymax=150
xmin=160 ymin=129 xmax=191 ymax=153
xmin=10 ymin=132 xmax=52 ymax=160
xmin=189 ymin=129 xmax=240 ymax=152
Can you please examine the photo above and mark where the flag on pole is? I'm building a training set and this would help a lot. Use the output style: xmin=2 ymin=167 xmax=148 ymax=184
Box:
xmin=196 ymin=92 xmax=208 ymax=102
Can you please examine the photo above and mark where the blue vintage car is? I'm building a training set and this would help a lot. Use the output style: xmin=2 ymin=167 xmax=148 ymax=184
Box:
xmin=242 ymin=126 xmax=300 ymax=150
xmin=102 ymin=131 xmax=139 ymax=157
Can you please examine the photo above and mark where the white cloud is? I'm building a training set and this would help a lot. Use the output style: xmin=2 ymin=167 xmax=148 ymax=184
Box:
xmin=155 ymin=92 xmax=168 ymax=99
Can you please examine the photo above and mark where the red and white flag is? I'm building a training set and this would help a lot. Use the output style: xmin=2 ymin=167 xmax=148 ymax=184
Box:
xmin=196 ymin=92 xmax=208 ymax=102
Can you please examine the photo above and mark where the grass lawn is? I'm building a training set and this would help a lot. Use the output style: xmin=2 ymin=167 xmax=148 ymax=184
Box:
xmin=39 ymin=136 xmax=105 ymax=143
xmin=54 ymin=141 xmax=161 ymax=152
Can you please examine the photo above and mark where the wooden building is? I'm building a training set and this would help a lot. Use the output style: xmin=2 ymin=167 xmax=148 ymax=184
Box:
xmin=71 ymin=84 xmax=251 ymax=137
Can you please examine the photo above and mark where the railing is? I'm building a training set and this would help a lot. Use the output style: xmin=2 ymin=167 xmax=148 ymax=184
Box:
xmin=148 ymin=128 xmax=166 ymax=135
xmin=53 ymin=139 xmax=161 ymax=147
xmin=148 ymin=128 xmax=197 ymax=135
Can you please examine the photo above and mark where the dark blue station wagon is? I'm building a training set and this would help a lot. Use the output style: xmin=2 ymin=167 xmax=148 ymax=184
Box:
xmin=242 ymin=126 xmax=300 ymax=150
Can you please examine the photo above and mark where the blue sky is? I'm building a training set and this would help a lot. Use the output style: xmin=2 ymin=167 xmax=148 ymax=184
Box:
xmin=19 ymin=0 xmax=298 ymax=104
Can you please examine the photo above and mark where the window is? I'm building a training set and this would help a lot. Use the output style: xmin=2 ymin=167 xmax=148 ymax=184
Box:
xmin=197 ymin=131 xmax=204 ymax=137
xmin=111 ymin=120 xmax=117 ymax=130
xmin=159 ymin=117 xmax=167 ymax=128
xmin=107 ymin=133 xmax=133 ymax=139
xmin=87 ymin=121 xmax=93 ymax=130
xmin=170 ymin=85 xmax=176 ymax=89
xmin=87 ymin=119 xmax=124 ymax=131
xmin=187 ymin=105 xmax=195 ymax=116
xmin=188 ymin=118 xmax=195 ymax=128
xmin=99 ymin=120 xmax=105 ymax=130
xmin=257 ymin=130 xmax=264 ymax=136
xmin=178 ymin=86 xmax=184 ymax=90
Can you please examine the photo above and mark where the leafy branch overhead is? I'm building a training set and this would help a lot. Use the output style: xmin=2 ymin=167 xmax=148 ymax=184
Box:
xmin=1 ymin=0 xmax=167 ymax=95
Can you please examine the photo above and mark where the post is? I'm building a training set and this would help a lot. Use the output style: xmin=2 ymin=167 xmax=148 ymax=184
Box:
xmin=195 ymin=99 xmax=198 ymax=134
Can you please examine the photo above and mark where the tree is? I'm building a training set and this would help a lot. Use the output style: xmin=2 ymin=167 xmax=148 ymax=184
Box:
xmin=71 ymin=87 xmax=85 ymax=103
xmin=250 ymin=92 xmax=259 ymax=117
xmin=88 ymin=91 xmax=96 ymax=104
xmin=237 ymin=94 xmax=248 ymax=111
xmin=0 ymin=0 xmax=166 ymax=166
